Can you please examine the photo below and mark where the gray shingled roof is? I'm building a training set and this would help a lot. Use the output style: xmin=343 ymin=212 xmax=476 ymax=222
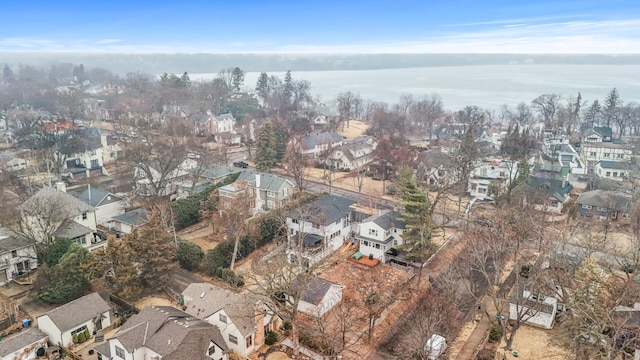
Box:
xmin=182 ymin=283 xmax=258 ymax=337
xmin=0 ymin=228 xmax=34 ymax=253
xmin=596 ymin=161 xmax=631 ymax=170
xmin=363 ymin=210 xmax=406 ymax=231
xmin=285 ymin=195 xmax=355 ymax=226
xmin=198 ymin=165 xmax=241 ymax=181
xmin=576 ymin=189 xmax=632 ymax=212
xmin=237 ymin=170 xmax=293 ymax=192
xmin=53 ymin=219 xmax=94 ymax=239
xmin=111 ymin=208 xmax=149 ymax=227
xmin=77 ymin=186 xmax=122 ymax=207
xmin=300 ymin=132 xmax=343 ymax=150
xmin=37 ymin=292 xmax=110 ymax=332
xmin=21 ymin=187 xmax=94 ymax=218
xmin=104 ymin=306 xmax=227 ymax=359
xmin=300 ymin=277 xmax=341 ymax=306
xmin=0 ymin=328 xmax=47 ymax=356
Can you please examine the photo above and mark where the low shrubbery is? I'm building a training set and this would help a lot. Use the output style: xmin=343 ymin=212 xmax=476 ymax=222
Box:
xmin=265 ymin=330 xmax=279 ymax=345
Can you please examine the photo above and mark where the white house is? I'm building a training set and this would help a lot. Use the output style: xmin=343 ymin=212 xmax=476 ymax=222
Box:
xmin=285 ymin=195 xmax=355 ymax=268
xmin=236 ymin=170 xmax=295 ymax=212
xmin=93 ymin=306 xmax=228 ymax=360
xmin=468 ymin=159 xmax=518 ymax=201
xmin=325 ymin=136 xmax=376 ymax=171
xmin=0 ymin=154 xmax=28 ymax=172
xmin=37 ymin=292 xmax=111 ymax=347
xmin=108 ymin=208 xmax=149 ymax=234
xmin=298 ymin=132 xmax=344 ymax=158
xmin=100 ymin=134 xmax=122 ymax=163
xmin=508 ymin=289 xmax=558 ymax=329
xmin=0 ymin=328 xmax=48 ymax=360
xmin=0 ymin=228 xmax=38 ymax=285
xmin=20 ymin=184 xmax=103 ymax=251
xmin=182 ymin=283 xmax=280 ymax=358
xmin=357 ymin=210 xmax=406 ymax=262
xmin=296 ymin=277 xmax=344 ymax=317
xmin=594 ymin=160 xmax=631 ymax=182
xmin=580 ymin=126 xmax=632 ymax=169
xmin=76 ymin=185 xmax=127 ymax=225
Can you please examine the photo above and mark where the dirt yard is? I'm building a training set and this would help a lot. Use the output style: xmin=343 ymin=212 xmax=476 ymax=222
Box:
xmin=135 ymin=295 xmax=176 ymax=309
xmin=338 ymin=120 xmax=369 ymax=139
xmin=495 ymin=325 xmax=571 ymax=359
xmin=178 ymin=223 xmax=223 ymax=251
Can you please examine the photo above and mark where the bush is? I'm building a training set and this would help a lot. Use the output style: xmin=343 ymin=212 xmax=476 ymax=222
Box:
xmin=72 ymin=333 xmax=79 ymax=344
xmin=265 ymin=330 xmax=278 ymax=345
xmin=489 ymin=324 xmax=503 ymax=343
xmin=177 ymin=240 xmax=204 ymax=271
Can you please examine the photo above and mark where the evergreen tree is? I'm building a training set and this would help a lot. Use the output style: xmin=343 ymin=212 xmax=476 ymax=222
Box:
xmin=398 ymin=168 xmax=432 ymax=251
xmin=37 ymin=244 xmax=90 ymax=304
xmin=256 ymin=72 xmax=268 ymax=98
xmin=603 ymin=87 xmax=620 ymax=128
xmin=284 ymin=70 xmax=293 ymax=103
xmin=231 ymin=67 xmax=245 ymax=93
xmin=83 ymin=237 xmax=143 ymax=299
xmin=515 ymin=157 xmax=531 ymax=186
xmin=179 ymin=71 xmax=191 ymax=87
xmin=255 ymin=122 xmax=278 ymax=172
xmin=585 ymin=100 xmax=602 ymax=126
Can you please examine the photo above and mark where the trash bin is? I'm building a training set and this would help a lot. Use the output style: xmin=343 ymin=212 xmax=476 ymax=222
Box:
xmin=21 ymin=319 xmax=31 ymax=328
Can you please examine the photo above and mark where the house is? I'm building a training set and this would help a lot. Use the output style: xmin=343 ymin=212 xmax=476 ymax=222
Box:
xmin=580 ymin=125 xmax=632 ymax=168
xmin=0 ymin=228 xmax=38 ymax=285
xmin=181 ymin=283 xmax=280 ymax=358
xmin=37 ymin=292 xmax=111 ymax=347
xmin=414 ymin=151 xmax=457 ymax=187
xmin=134 ymin=158 xmax=197 ymax=197
xmin=0 ymin=328 xmax=48 ymax=360
xmin=295 ymin=277 xmax=344 ymax=317
xmin=0 ymin=154 xmax=28 ymax=173
xmin=100 ymin=134 xmax=123 ymax=163
xmin=357 ymin=210 xmax=406 ymax=262
xmin=576 ymin=189 xmax=632 ymax=221
xmin=108 ymin=208 xmax=149 ymax=234
xmin=325 ymin=136 xmax=376 ymax=171
xmin=20 ymin=184 xmax=104 ymax=251
xmin=468 ymin=159 xmax=517 ymax=201
xmin=509 ymin=289 xmax=558 ymax=329
xmin=93 ymin=306 xmax=228 ymax=360
xmin=75 ymin=185 xmax=127 ymax=225
xmin=218 ymin=181 xmax=255 ymax=211
xmin=554 ymin=144 xmax=586 ymax=175
xmin=236 ymin=170 xmax=295 ymax=212
xmin=298 ymin=132 xmax=344 ymax=158
xmin=61 ymin=127 xmax=105 ymax=179
xmin=312 ymin=106 xmax=336 ymax=130
xmin=198 ymin=166 xmax=242 ymax=185
xmin=433 ymin=123 xmax=490 ymax=147
xmin=285 ymin=195 xmax=355 ymax=267
xmin=594 ymin=160 xmax=632 ymax=182
xmin=527 ymin=164 xmax=573 ymax=214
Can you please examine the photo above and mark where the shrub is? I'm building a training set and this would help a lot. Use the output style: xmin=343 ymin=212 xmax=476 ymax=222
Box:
xmin=265 ymin=330 xmax=278 ymax=345
xmin=72 ymin=333 xmax=79 ymax=344
xmin=489 ymin=324 xmax=503 ymax=343
xmin=177 ymin=240 xmax=204 ymax=271
xmin=77 ymin=331 xmax=86 ymax=343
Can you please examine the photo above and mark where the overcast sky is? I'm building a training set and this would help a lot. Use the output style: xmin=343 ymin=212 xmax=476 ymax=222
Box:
xmin=2 ymin=0 xmax=639 ymax=53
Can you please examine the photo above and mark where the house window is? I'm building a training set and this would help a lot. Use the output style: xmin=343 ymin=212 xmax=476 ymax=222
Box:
xmin=363 ymin=240 xmax=369 ymax=247
xmin=219 ymin=313 xmax=227 ymax=323
xmin=90 ymin=149 xmax=97 ymax=156
xmin=368 ymin=228 xmax=378 ymax=237
xmin=470 ymin=183 xmax=477 ymax=191
xmin=72 ymin=325 xmax=88 ymax=336
xmin=606 ymin=172 xmax=611 ymax=177
xmin=437 ymin=169 xmax=445 ymax=177
xmin=550 ymin=200 xmax=559 ymax=207
xmin=342 ymin=218 xmax=348 ymax=228
xmin=82 ymin=212 xmax=88 ymax=220
xmin=590 ymin=152 xmax=596 ymax=157
xmin=613 ymin=172 xmax=618 ymax=177
xmin=375 ymin=243 xmax=380 ymax=249
xmin=246 ymin=335 xmax=253 ymax=347
xmin=597 ymin=207 xmax=607 ymax=212
xmin=267 ymin=200 xmax=275 ymax=208
xmin=291 ymin=218 xmax=298 ymax=224
xmin=229 ymin=334 xmax=238 ymax=344
xmin=581 ymin=204 xmax=592 ymax=209
xmin=283 ymin=188 xmax=288 ymax=196
xmin=91 ymin=159 xmax=99 ymax=168
xmin=267 ymin=191 xmax=275 ymax=198
xmin=208 ymin=345 xmax=216 ymax=355
xmin=622 ymin=213 xmax=629 ymax=219
xmin=72 ymin=236 xmax=87 ymax=245
xmin=617 ymin=154 xmax=624 ymax=158
xmin=394 ymin=240 xmax=398 ymax=246
xmin=138 ymin=169 xmax=146 ymax=178
xmin=115 ymin=345 xmax=125 ymax=359
xmin=11 ymin=250 xmax=17 ymax=258
xmin=604 ymin=153 xmax=610 ymax=158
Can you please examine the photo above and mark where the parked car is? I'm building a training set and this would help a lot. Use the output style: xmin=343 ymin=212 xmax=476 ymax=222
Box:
xmin=233 ymin=161 xmax=249 ymax=168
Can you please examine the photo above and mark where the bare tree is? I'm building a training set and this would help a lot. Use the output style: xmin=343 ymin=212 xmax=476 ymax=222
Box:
xmin=285 ymin=136 xmax=309 ymax=192
xmin=410 ymin=93 xmax=444 ymax=143
xmin=532 ymin=94 xmax=561 ymax=128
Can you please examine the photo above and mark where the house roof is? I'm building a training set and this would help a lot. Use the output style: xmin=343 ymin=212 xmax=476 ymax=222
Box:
xmin=37 ymin=292 xmax=110 ymax=332
xmin=285 ymin=195 xmax=355 ymax=226
xmin=363 ymin=210 xmax=406 ymax=230
xmin=182 ymin=283 xmax=259 ymax=337
xmin=0 ymin=328 xmax=47 ymax=356
xmin=596 ymin=161 xmax=631 ymax=170
xmin=237 ymin=170 xmax=294 ymax=192
xmin=300 ymin=132 xmax=343 ymax=150
xmin=198 ymin=165 xmax=241 ymax=180
xmin=576 ymin=189 xmax=632 ymax=212
xmin=298 ymin=277 xmax=342 ymax=306
xmin=581 ymin=125 xmax=612 ymax=139
xmin=528 ymin=177 xmax=572 ymax=202
xmin=0 ymin=228 xmax=34 ymax=253
xmin=215 ymin=113 xmax=234 ymax=121
xmin=111 ymin=208 xmax=149 ymax=227
xmin=77 ymin=186 xmax=122 ymax=207
xmin=53 ymin=219 xmax=95 ymax=239
xmin=106 ymin=306 xmax=227 ymax=359
xmin=21 ymin=187 xmax=94 ymax=218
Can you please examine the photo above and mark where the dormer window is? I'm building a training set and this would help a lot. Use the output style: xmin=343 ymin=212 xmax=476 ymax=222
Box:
xmin=82 ymin=212 xmax=88 ymax=220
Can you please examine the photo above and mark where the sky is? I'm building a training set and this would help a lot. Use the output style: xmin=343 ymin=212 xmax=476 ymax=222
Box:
xmin=1 ymin=0 xmax=640 ymax=53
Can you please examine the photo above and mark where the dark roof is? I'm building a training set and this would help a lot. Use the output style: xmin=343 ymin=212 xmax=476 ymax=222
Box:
xmin=285 ymin=195 xmax=355 ymax=226
xmin=237 ymin=170 xmax=293 ymax=192
xmin=300 ymin=132 xmax=343 ymax=150
xmin=300 ymin=277 xmax=341 ymax=306
xmin=0 ymin=228 xmax=34 ymax=253
xmin=37 ymin=292 xmax=110 ymax=332
xmin=106 ymin=306 xmax=227 ymax=359
xmin=53 ymin=219 xmax=94 ymax=239
xmin=198 ymin=165 xmax=241 ymax=180
xmin=303 ymin=234 xmax=322 ymax=246
xmin=77 ymin=186 xmax=122 ymax=207
xmin=581 ymin=125 xmax=613 ymax=139
xmin=596 ymin=161 xmax=631 ymax=170
xmin=111 ymin=208 xmax=149 ymax=227
xmin=0 ymin=328 xmax=47 ymax=356
xmin=528 ymin=177 xmax=572 ymax=202
xmin=367 ymin=210 xmax=406 ymax=230
xmin=576 ymin=189 xmax=632 ymax=212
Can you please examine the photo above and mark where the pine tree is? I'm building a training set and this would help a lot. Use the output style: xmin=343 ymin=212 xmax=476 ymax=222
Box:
xmin=256 ymin=72 xmax=268 ymax=98
xmin=284 ymin=70 xmax=293 ymax=103
xmin=255 ymin=122 xmax=278 ymax=172
xmin=398 ymin=168 xmax=432 ymax=251
xmin=231 ymin=67 xmax=245 ymax=93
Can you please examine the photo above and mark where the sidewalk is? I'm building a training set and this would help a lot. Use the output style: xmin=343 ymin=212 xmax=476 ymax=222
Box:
xmin=457 ymin=296 xmax=497 ymax=359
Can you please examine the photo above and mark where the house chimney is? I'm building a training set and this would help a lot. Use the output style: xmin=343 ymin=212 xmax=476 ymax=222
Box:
xmin=55 ymin=181 xmax=66 ymax=193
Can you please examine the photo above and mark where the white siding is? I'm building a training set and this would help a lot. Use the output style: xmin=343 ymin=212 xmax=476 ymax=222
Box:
xmin=95 ymin=201 xmax=126 ymax=225
xmin=36 ymin=316 xmax=62 ymax=346
xmin=0 ymin=338 xmax=47 ymax=360
xmin=205 ymin=310 xmax=252 ymax=358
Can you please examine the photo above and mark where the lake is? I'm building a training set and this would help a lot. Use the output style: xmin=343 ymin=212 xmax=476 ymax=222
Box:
xmin=190 ymin=64 xmax=640 ymax=111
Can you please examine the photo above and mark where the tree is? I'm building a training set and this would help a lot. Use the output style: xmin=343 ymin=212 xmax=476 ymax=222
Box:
xmin=337 ymin=91 xmax=356 ymax=130
xmin=603 ymin=88 xmax=621 ymax=129
xmin=500 ymin=125 xmax=537 ymax=160
xmin=532 ymin=94 xmax=561 ymax=128
xmin=410 ymin=93 xmax=444 ymax=143
xmin=231 ymin=67 xmax=245 ymax=93
xmin=585 ymin=100 xmax=602 ymax=127
xmin=36 ymin=243 xmax=90 ymax=304
xmin=284 ymin=70 xmax=293 ymax=103
xmin=177 ymin=239 xmax=204 ymax=271
xmin=286 ymin=136 xmax=309 ymax=191
xmin=41 ymin=237 xmax=73 ymax=267
xmin=83 ymin=236 xmax=143 ymax=298
xmin=255 ymin=122 xmax=278 ymax=172
xmin=255 ymin=72 xmax=268 ymax=98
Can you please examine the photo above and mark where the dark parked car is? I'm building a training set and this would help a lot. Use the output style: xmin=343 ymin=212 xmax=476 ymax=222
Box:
xmin=233 ymin=161 xmax=249 ymax=168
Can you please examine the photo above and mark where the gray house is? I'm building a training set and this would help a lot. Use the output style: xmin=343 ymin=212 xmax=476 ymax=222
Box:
xmin=108 ymin=208 xmax=149 ymax=234
xmin=237 ymin=170 xmax=295 ymax=212
xmin=76 ymin=186 xmax=127 ymax=225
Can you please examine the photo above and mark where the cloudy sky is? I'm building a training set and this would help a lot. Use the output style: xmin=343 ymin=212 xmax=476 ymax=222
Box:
xmin=2 ymin=0 xmax=639 ymax=53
